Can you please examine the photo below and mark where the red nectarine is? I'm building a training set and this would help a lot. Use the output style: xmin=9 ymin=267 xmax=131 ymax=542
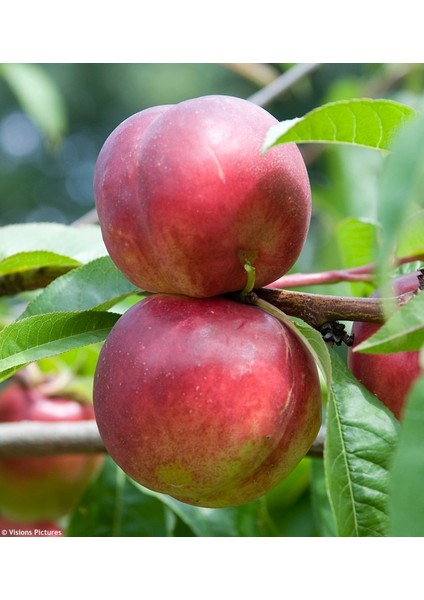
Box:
xmin=0 ymin=381 xmax=103 ymax=522
xmin=348 ymin=271 xmax=422 ymax=419
xmin=94 ymin=95 xmax=311 ymax=297
xmin=93 ymin=295 xmax=322 ymax=507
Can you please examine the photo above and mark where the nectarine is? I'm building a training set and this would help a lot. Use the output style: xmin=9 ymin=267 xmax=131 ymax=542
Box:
xmin=348 ymin=271 xmax=422 ymax=419
xmin=94 ymin=95 xmax=311 ymax=297
xmin=0 ymin=381 xmax=103 ymax=521
xmin=93 ymin=295 xmax=322 ymax=507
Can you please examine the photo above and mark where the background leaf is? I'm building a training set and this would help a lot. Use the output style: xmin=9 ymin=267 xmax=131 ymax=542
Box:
xmin=0 ymin=63 xmax=67 ymax=147
xmin=388 ymin=374 xmax=424 ymax=536
xmin=325 ymin=351 xmax=400 ymax=537
xmin=335 ymin=217 xmax=379 ymax=296
xmin=396 ymin=210 xmax=424 ymax=259
xmin=310 ymin=457 xmax=336 ymax=537
xmin=68 ymin=456 xmax=316 ymax=537
xmin=21 ymin=256 xmax=140 ymax=318
xmin=0 ymin=223 xmax=106 ymax=263
xmin=135 ymin=483 xmax=240 ymax=537
xmin=67 ymin=457 xmax=171 ymax=537
xmin=263 ymin=98 xmax=416 ymax=152
xmin=376 ymin=113 xmax=424 ymax=288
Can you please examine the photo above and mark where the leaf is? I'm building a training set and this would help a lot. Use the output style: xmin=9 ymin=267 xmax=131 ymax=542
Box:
xmin=354 ymin=291 xmax=424 ymax=353
xmin=396 ymin=209 xmax=424 ymax=259
xmin=134 ymin=483 xmax=239 ymax=537
xmin=67 ymin=457 xmax=170 ymax=537
xmin=68 ymin=456 xmax=239 ymax=537
xmin=325 ymin=351 xmax=400 ymax=537
xmin=254 ymin=298 xmax=332 ymax=400
xmin=0 ymin=310 xmax=120 ymax=376
xmin=0 ymin=223 xmax=107 ymax=264
xmin=20 ymin=256 xmax=140 ymax=318
xmin=336 ymin=218 xmax=379 ymax=268
xmin=388 ymin=374 xmax=424 ymax=536
xmin=376 ymin=113 xmax=424 ymax=287
xmin=335 ymin=217 xmax=379 ymax=296
xmin=291 ymin=316 xmax=332 ymax=400
xmin=0 ymin=63 xmax=67 ymax=147
xmin=0 ymin=251 xmax=81 ymax=276
xmin=0 ymin=251 xmax=81 ymax=296
xmin=310 ymin=457 xmax=336 ymax=537
xmin=263 ymin=98 xmax=416 ymax=152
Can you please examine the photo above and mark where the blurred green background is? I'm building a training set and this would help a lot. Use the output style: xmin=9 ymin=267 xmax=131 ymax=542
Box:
xmin=1 ymin=63 xmax=423 ymax=282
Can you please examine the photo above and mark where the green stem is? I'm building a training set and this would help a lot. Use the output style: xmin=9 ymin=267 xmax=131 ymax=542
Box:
xmin=241 ymin=261 xmax=256 ymax=298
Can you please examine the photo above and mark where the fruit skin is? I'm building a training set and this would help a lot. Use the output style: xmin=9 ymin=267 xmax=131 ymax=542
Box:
xmin=93 ymin=295 xmax=322 ymax=508
xmin=0 ymin=382 xmax=103 ymax=522
xmin=94 ymin=95 xmax=311 ymax=298
xmin=348 ymin=272 xmax=422 ymax=419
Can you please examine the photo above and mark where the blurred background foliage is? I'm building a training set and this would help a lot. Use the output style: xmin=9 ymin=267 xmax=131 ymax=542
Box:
xmin=1 ymin=63 xmax=424 ymax=288
xmin=1 ymin=63 xmax=424 ymax=536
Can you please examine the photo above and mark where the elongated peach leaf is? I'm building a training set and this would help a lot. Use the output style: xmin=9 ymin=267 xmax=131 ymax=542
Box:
xmin=264 ymin=99 xmax=416 ymax=152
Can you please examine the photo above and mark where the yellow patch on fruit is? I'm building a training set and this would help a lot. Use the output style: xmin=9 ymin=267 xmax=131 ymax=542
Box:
xmin=156 ymin=464 xmax=193 ymax=488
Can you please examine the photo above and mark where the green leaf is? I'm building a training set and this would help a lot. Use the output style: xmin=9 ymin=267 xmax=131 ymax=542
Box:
xmin=325 ymin=351 xmax=400 ymax=537
xmin=335 ymin=217 xmax=379 ymax=296
xmin=68 ymin=456 xmax=240 ymax=537
xmin=336 ymin=218 xmax=379 ymax=268
xmin=354 ymin=291 xmax=424 ymax=353
xmin=134 ymin=483 xmax=239 ymax=537
xmin=0 ymin=310 xmax=120 ymax=375
xmin=21 ymin=256 xmax=140 ymax=318
xmin=67 ymin=457 xmax=170 ymax=537
xmin=396 ymin=209 xmax=424 ymax=259
xmin=388 ymin=374 xmax=424 ymax=536
xmin=310 ymin=457 xmax=336 ymax=537
xmin=291 ymin=316 xmax=332 ymax=399
xmin=376 ymin=113 xmax=424 ymax=287
xmin=0 ymin=251 xmax=81 ymax=296
xmin=0 ymin=251 xmax=80 ymax=276
xmin=254 ymin=298 xmax=332 ymax=400
xmin=0 ymin=223 xmax=106 ymax=264
xmin=263 ymin=98 xmax=416 ymax=152
xmin=0 ymin=63 xmax=67 ymax=147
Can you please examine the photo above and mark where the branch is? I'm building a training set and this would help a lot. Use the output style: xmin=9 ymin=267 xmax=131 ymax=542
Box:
xmin=247 ymin=63 xmax=322 ymax=108
xmin=253 ymin=286 xmax=419 ymax=329
xmin=0 ymin=421 xmax=104 ymax=457
xmin=268 ymin=255 xmax=424 ymax=289
xmin=0 ymin=421 xmax=325 ymax=459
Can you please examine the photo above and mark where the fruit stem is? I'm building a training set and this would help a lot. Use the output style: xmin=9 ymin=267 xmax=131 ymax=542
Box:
xmin=241 ymin=260 xmax=256 ymax=298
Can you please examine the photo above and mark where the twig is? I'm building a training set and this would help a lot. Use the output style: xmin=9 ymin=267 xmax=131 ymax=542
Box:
xmin=0 ymin=421 xmax=104 ymax=457
xmin=71 ymin=208 xmax=98 ymax=226
xmin=269 ymin=255 xmax=424 ymax=289
xmin=0 ymin=420 xmax=325 ymax=458
xmin=247 ymin=63 xmax=322 ymax=108
xmin=253 ymin=286 xmax=418 ymax=329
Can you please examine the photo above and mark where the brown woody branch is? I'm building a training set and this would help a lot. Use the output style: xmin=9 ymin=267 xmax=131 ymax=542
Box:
xmin=253 ymin=286 xmax=420 ymax=329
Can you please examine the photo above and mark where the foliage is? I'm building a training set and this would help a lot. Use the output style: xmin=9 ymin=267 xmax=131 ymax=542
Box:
xmin=0 ymin=64 xmax=423 ymax=537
